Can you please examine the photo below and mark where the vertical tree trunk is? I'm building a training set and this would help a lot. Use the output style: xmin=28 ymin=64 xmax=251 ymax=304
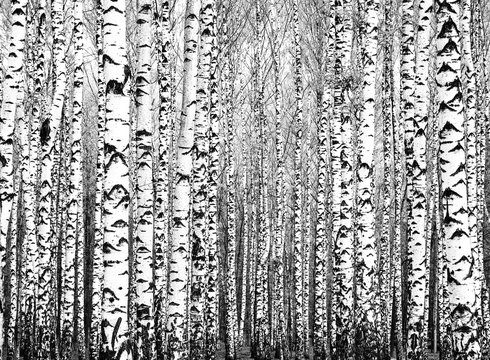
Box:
xmin=9 ymin=81 xmax=25 ymax=360
xmin=166 ymin=0 xmax=201 ymax=358
xmin=134 ymin=0 xmax=155 ymax=357
xmin=100 ymin=0 xmax=132 ymax=358
xmin=400 ymin=0 xmax=417 ymax=357
xmin=270 ymin=1 xmax=285 ymax=357
xmin=225 ymin=63 xmax=237 ymax=359
xmin=91 ymin=0 xmax=105 ymax=357
xmin=460 ymin=0 xmax=481 ymax=344
xmin=190 ymin=0 xmax=214 ymax=357
xmin=331 ymin=0 xmax=354 ymax=356
xmin=407 ymin=0 xmax=432 ymax=356
xmin=154 ymin=0 xmax=171 ymax=358
xmin=355 ymin=0 xmax=379 ymax=355
xmin=292 ymin=2 xmax=304 ymax=358
xmin=436 ymin=0 xmax=480 ymax=358
xmin=379 ymin=0 xmax=395 ymax=355
xmin=391 ymin=0 xmax=403 ymax=355
xmin=62 ymin=1 xmax=85 ymax=358
xmin=21 ymin=1 xmax=45 ymax=355
xmin=313 ymin=2 xmax=331 ymax=355
xmin=302 ymin=129 xmax=311 ymax=359
xmin=0 ymin=0 xmax=27 ymax=354
xmin=37 ymin=0 xmax=67 ymax=355
xmin=206 ymin=11 xmax=219 ymax=358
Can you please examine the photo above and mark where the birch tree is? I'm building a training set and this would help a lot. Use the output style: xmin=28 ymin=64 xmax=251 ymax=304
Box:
xmin=62 ymin=0 xmax=85 ymax=357
xmin=205 ymin=6 xmax=219 ymax=357
xmin=134 ymin=0 xmax=155 ymax=356
xmin=167 ymin=0 xmax=201 ymax=357
xmin=190 ymin=0 xmax=214 ymax=357
xmin=91 ymin=0 xmax=105 ymax=356
xmin=355 ymin=0 xmax=379 ymax=355
xmin=37 ymin=0 xmax=67 ymax=354
xmin=292 ymin=2 xmax=305 ymax=357
xmin=406 ymin=0 xmax=432 ymax=356
xmin=100 ymin=0 xmax=132 ymax=357
xmin=331 ymin=0 xmax=354 ymax=356
xmin=154 ymin=0 xmax=172 ymax=357
xmin=436 ymin=0 xmax=480 ymax=357
xmin=0 ymin=0 xmax=27 ymax=353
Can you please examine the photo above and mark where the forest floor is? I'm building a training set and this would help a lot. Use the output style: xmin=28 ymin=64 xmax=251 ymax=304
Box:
xmin=216 ymin=343 xmax=253 ymax=359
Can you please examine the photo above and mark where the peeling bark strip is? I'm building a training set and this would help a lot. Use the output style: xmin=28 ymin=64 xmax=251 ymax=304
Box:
xmin=436 ymin=0 xmax=480 ymax=358
xmin=100 ymin=0 xmax=132 ymax=358
xmin=166 ymin=0 xmax=200 ymax=359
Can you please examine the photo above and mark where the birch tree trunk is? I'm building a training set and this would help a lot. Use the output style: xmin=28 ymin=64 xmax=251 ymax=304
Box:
xmin=406 ymin=0 xmax=432 ymax=356
xmin=270 ymin=0 xmax=286 ymax=357
xmin=91 ymin=0 xmax=105 ymax=357
xmin=292 ymin=2 xmax=304 ymax=357
xmin=167 ymin=0 xmax=201 ymax=358
xmin=400 ymin=0 xmax=418 ymax=358
xmin=190 ymin=0 xmax=214 ymax=357
xmin=225 ymin=64 xmax=238 ymax=359
xmin=134 ymin=0 xmax=155 ymax=357
xmin=155 ymin=0 xmax=171 ymax=357
xmin=436 ymin=0 xmax=480 ymax=357
xmin=379 ymin=0 xmax=395 ymax=353
xmin=460 ymin=0 xmax=481 ymax=341
xmin=100 ymin=0 xmax=132 ymax=358
xmin=206 ymin=12 xmax=219 ymax=358
xmin=356 ymin=0 xmax=379 ymax=355
xmin=331 ymin=0 xmax=354 ymax=356
xmin=62 ymin=1 xmax=85 ymax=358
xmin=10 ymin=79 xmax=25 ymax=360
xmin=37 ymin=0 xmax=67 ymax=355
xmin=0 ymin=0 xmax=27 ymax=354
xmin=21 ymin=1 xmax=45 ymax=355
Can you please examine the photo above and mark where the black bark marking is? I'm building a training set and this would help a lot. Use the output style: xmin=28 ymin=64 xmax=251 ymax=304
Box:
xmin=40 ymin=119 xmax=51 ymax=146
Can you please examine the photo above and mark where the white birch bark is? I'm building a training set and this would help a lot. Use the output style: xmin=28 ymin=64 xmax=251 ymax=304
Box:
xmin=91 ymin=0 xmax=105 ymax=356
xmin=436 ymin=0 xmax=480 ymax=357
xmin=407 ymin=0 xmax=432 ymax=356
xmin=62 ymin=1 xmax=85 ymax=357
xmin=8 ymin=81 xmax=25 ymax=360
xmin=331 ymin=0 xmax=354 ymax=356
xmin=166 ymin=0 xmax=200 ymax=358
xmin=356 ymin=0 xmax=379 ymax=353
xmin=270 ymin=1 xmax=285 ymax=357
xmin=37 ymin=0 xmax=67 ymax=354
xmin=189 ymin=1 xmax=213 ymax=357
xmin=100 ymin=0 xmax=132 ymax=358
xmin=154 ymin=1 xmax=171 ymax=357
xmin=292 ymin=2 xmax=304 ymax=357
xmin=134 ymin=0 xmax=155 ymax=357
xmin=205 ymin=16 xmax=219 ymax=358
xmin=0 ymin=0 xmax=27 ymax=353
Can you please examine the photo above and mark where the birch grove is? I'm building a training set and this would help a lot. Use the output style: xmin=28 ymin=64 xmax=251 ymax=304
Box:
xmin=0 ymin=0 xmax=490 ymax=359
